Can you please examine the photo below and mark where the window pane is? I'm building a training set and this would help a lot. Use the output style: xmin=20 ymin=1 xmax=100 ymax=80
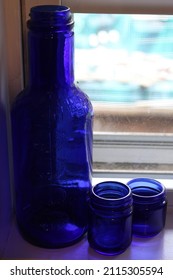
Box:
xmin=74 ymin=14 xmax=173 ymax=133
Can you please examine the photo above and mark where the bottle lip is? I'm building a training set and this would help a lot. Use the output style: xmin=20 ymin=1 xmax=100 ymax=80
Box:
xmin=127 ymin=177 xmax=166 ymax=202
xmin=30 ymin=5 xmax=70 ymax=13
xmin=91 ymin=181 xmax=132 ymax=205
xmin=28 ymin=5 xmax=74 ymax=31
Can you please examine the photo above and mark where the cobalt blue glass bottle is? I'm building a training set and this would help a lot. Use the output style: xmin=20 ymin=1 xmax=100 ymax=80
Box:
xmin=127 ymin=178 xmax=167 ymax=237
xmin=11 ymin=5 xmax=93 ymax=248
xmin=88 ymin=181 xmax=133 ymax=255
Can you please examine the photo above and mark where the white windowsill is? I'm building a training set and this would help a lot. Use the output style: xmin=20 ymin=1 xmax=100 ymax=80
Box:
xmin=2 ymin=177 xmax=173 ymax=260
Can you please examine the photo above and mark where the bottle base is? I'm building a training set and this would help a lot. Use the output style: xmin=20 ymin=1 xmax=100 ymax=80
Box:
xmin=17 ymin=222 xmax=87 ymax=248
xmin=17 ymin=209 xmax=87 ymax=248
xmin=132 ymin=224 xmax=164 ymax=238
xmin=133 ymin=231 xmax=163 ymax=238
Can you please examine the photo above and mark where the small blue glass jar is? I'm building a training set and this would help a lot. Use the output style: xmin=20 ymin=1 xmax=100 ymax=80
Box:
xmin=127 ymin=178 xmax=167 ymax=237
xmin=87 ymin=181 xmax=133 ymax=255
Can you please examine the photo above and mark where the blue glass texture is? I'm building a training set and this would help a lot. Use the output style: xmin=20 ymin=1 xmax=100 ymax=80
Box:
xmin=11 ymin=5 xmax=93 ymax=248
xmin=88 ymin=181 xmax=133 ymax=255
xmin=127 ymin=178 xmax=167 ymax=237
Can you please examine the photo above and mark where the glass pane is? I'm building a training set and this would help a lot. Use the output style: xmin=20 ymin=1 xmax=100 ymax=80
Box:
xmin=74 ymin=14 xmax=173 ymax=133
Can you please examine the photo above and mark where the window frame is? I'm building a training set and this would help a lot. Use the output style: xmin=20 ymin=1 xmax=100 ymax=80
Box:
xmin=63 ymin=0 xmax=173 ymax=14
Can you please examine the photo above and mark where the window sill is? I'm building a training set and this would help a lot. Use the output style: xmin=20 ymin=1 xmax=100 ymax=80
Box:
xmin=2 ymin=177 xmax=173 ymax=260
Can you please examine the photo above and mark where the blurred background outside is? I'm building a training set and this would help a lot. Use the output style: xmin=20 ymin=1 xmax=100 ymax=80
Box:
xmin=74 ymin=14 xmax=173 ymax=133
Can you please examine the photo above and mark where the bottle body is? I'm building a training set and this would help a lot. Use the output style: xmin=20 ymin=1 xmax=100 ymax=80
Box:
xmin=11 ymin=5 xmax=93 ymax=248
xmin=127 ymin=178 xmax=167 ymax=237
xmin=88 ymin=181 xmax=133 ymax=255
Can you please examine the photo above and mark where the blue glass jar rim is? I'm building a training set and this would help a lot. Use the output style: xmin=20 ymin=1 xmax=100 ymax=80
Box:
xmin=127 ymin=177 xmax=166 ymax=199
xmin=92 ymin=181 xmax=132 ymax=202
xmin=89 ymin=181 xmax=133 ymax=213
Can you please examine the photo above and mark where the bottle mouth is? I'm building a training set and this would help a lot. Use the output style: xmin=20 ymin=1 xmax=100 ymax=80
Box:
xmin=93 ymin=181 xmax=131 ymax=200
xmin=127 ymin=177 xmax=166 ymax=204
xmin=90 ymin=181 xmax=132 ymax=210
xmin=28 ymin=5 xmax=74 ymax=31
xmin=30 ymin=5 xmax=70 ymax=13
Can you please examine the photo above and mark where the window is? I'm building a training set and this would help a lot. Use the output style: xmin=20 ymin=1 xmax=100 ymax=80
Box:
xmin=74 ymin=13 xmax=173 ymax=134
xmin=69 ymin=9 xmax=173 ymax=177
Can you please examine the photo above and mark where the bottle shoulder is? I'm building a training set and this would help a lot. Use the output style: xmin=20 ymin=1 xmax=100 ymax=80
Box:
xmin=11 ymin=84 xmax=93 ymax=118
xmin=70 ymin=84 xmax=94 ymax=115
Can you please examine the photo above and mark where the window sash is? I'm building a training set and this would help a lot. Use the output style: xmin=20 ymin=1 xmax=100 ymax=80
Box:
xmin=62 ymin=0 xmax=173 ymax=14
xmin=94 ymin=132 xmax=173 ymax=165
xmin=93 ymin=132 xmax=173 ymax=179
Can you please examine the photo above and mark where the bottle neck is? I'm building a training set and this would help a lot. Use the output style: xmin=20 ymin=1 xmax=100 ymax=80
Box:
xmin=28 ymin=30 xmax=74 ymax=88
xmin=27 ymin=5 xmax=74 ymax=89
